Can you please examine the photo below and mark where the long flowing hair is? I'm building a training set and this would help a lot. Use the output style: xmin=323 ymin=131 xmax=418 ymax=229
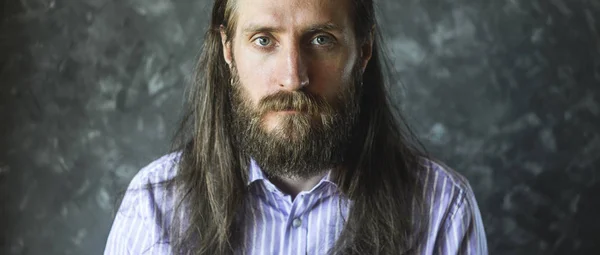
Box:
xmin=167 ymin=0 xmax=430 ymax=254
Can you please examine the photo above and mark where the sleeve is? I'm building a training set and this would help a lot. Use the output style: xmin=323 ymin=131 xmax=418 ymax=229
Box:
xmin=434 ymin=188 xmax=488 ymax=255
xmin=103 ymin=170 xmax=172 ymax=255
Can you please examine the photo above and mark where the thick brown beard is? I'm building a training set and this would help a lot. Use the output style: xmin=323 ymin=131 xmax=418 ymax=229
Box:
xmin=229 ymin=64 xmax=363 ymax=180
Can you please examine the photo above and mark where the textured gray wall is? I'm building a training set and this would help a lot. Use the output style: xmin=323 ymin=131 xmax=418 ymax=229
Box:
xmin=1 ymin=0 xmax=599 ymax=254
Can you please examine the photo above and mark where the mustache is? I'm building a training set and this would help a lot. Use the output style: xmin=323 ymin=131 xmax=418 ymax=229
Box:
xmin=256 ymin=90 xmax=334 ymax=115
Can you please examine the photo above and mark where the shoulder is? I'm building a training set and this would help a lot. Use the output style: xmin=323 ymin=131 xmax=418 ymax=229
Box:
xmin=419 ymin=159 xmax=488 ymax=253
xmin=105 ymin=152 xmax=182 ymax=253
xmin=118 ymin=152 xmax=181 ymax=216
xmin=419 ymin=159 xmax=480 ymax=229
xmin=420 ymin=159 xmax=473 ymax=202
xmin=128 ymin=152 xmax=181 ymax=189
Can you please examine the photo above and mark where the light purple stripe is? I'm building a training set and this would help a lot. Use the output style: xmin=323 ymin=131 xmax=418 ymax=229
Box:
xmin=104 ymin=154 xmax=488 ymax=254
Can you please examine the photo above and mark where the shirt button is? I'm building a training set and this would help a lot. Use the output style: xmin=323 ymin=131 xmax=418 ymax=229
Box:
xmin=292 ymin=218 xmax=302 ymax=228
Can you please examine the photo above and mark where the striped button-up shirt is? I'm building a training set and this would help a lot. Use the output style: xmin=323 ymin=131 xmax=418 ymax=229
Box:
xmin=104 ymin=153 xmax=488 ymax=254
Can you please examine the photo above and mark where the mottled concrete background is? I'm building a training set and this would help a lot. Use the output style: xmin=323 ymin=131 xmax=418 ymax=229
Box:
xmin=1 ymin=0 xmax=599 ymax=254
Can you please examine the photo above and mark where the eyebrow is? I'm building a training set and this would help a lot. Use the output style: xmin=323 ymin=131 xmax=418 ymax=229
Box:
xmin=306 ymin=23 xmax=343 ymax=33
xmin=242 ymin=22 xmax=344 ymax=35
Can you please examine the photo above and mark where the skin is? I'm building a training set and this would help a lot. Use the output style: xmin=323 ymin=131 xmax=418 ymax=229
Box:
xmin=221 ymin=0 xmax=373 ymax=196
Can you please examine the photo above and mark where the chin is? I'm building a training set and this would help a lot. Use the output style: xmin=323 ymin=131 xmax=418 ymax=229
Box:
xmin=261 ymin=115 xmax=312 ymax=142
xmin=262 ymin=115 xmax=283 ymax=133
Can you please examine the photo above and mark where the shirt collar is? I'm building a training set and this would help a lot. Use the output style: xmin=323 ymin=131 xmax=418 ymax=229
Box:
xmin=247 ymin=158 xmax=269 ymax=185
xmin=246 ymin=158 xmax=338 ymax=192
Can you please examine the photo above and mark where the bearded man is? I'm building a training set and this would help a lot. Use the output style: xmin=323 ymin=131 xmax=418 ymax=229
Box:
xmin=104 ymin=0 xmax=488 ymax=254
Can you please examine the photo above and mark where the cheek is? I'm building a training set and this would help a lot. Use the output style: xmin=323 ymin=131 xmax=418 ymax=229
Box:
xmin=234 ymin=49 xmax=277 ymax=105
xmin=309 ymin=60 xmax=354 ymax=96
xmin=237 ymin=66 xmax=271 ymax=105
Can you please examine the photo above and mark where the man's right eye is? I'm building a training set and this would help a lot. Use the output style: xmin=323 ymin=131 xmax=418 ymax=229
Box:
xmin=253 ymin=36 xmax=271 ymax=47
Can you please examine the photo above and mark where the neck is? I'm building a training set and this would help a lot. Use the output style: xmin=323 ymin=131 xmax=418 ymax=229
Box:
xmin=270 ymin=171 xmax=328 ymax=200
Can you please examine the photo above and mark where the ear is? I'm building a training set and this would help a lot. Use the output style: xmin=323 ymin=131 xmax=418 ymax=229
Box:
xmin=220 ymin=25 xmax=233 ymax=67
xmin=359 ymin=27 xmax=375 ymax=73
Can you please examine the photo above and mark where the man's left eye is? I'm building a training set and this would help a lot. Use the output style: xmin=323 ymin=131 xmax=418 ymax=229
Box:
xmin=311 ymin=35 xmax=334 ymax=45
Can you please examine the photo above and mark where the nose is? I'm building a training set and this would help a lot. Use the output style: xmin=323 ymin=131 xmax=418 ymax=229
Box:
xmin=277 ymin=44 xmax=309 ymax=91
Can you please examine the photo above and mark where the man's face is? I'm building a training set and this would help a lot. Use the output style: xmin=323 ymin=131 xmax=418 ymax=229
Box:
xmin=222 ymin=0 xmax=372 ymax=177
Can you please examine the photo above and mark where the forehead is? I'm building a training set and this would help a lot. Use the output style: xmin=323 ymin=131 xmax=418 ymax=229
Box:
xmin=234 ymin=0 xmax=353 ymax=32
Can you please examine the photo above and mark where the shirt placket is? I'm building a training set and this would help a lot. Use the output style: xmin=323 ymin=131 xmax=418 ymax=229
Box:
xmin=280 ymin=193 xmax=304 ymax=255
